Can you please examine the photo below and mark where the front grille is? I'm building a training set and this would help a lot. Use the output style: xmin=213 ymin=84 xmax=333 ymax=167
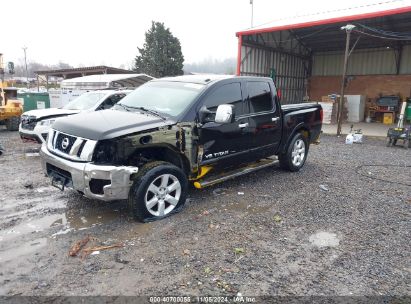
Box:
xmin=55 ymin=133 xmax=77 ymax=154
xmin=47 ymin=129 xmax=97 ymax=162
xmin=21 ymin=115 xmax=37 ymax=130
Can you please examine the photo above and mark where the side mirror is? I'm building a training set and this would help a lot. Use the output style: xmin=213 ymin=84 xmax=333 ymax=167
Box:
xmin=215 ymin=104 xmax=234 ymax=124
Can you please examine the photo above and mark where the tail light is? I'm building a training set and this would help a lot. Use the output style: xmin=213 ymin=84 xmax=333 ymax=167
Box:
xmin=277 ymin=89 xmax=282 ymax=102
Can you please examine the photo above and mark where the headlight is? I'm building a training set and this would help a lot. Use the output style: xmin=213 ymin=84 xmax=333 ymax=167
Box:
xmin=38 ymin=119 xmax=56 ymax=126
xmin=47 ymin=129 xmax=55 ymax=149
xmin=93 ymin=140 xmax=117 ymax=164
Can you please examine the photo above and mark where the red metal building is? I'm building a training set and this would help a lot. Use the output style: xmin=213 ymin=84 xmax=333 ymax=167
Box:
xmin=236 ymin=2 xmax=411 ymax=105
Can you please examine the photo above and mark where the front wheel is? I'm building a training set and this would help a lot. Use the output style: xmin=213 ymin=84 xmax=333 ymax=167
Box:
xmin=128 ymin=161 xmax=188 ymax=222
xmin=278 ymin=133 xmax=308 ymax=172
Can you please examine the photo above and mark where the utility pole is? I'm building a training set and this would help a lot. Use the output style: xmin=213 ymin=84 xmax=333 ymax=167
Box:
xmin=337 ymin=25 xmax=356 ymax=136
xmin=22 ymin=46 xmax=29 ymax=89
xmin=250 ymin=0 xmax=254 ymax=28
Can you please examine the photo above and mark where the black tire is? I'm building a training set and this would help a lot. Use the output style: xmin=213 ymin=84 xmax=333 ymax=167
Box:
xmin=392 ymin=139 xmax=397 ymax=146
xmin=278 ymin=132 xmax=308 ymax=172
xmin=5 ymin=116 xmax=20 ymax=131
xmin=128 ymin=161 xmax=188 ymax=222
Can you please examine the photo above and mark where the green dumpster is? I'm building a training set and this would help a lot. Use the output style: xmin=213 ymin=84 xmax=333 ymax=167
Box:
xmin=18 ymin=92 xmax=50 ymax=113
xmin=406 ymin=99 xmax=411 ymax=122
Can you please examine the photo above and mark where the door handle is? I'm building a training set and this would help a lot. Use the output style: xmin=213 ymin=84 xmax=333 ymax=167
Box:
xmin=271 ymin=117 xmax=280 ymax=122
xmin=238 ymin=122 xmax=249 ymax=128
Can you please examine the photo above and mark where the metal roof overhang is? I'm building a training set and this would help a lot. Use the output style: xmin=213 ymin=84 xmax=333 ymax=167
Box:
xmin=236 ymin=6 xmax=411 ymax=52
xmin=34 ymin=66 xmax=134 ymax=79
xmin=60 ymin=74 xmax=154 ymax=89
xmin=236 ymin=5 xmax=411 ymax=75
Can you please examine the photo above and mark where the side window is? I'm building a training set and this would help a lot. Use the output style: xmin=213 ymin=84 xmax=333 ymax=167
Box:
xmin=99 ymin=94 xmax=125 ymax=110
xmin=111 ymin=94 xmax=125 ymax=104
xmin=99 ymin=97 xmax=114 ymax=110
xmin=202 ymin=83 xmax=244 ymax=117
xmin=247 ymin=81 xmax=273 ymax=114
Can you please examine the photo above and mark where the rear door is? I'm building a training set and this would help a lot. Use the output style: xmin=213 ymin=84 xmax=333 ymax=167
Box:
xmin=198 ymin=81 xmax=252 ymax=166
xmin=245 ymin=80 xmax=282 ymax=159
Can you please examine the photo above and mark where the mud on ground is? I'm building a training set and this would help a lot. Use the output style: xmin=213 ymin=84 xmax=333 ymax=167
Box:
xmin=0 ymin=127 xmax=410 ymax=297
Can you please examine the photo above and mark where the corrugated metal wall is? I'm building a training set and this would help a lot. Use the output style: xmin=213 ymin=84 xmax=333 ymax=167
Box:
xmin=312 ymin=46 xmax=411 ymax=75
xmin=240 ymin=45 xmax=309 ymax=104
xmin=239 ymin=35 xmax=411 ymax=104
xmin=400 ymin=45 xmax=411 ymax=74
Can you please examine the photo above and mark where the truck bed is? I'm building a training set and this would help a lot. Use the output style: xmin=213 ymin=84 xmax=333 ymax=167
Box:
xmin=279 ymin=102 xmax=322 ymax=152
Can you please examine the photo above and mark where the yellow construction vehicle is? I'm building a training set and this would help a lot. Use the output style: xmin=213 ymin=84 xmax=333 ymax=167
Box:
xmin=0 ymin=53 xmax=22 ymax=131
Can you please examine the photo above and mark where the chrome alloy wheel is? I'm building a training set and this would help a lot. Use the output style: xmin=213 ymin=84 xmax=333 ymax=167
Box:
xmin=291 ymin=139 xmax=306 ymax=167
xmin=145 ymin=174 xmax=181 ymax=217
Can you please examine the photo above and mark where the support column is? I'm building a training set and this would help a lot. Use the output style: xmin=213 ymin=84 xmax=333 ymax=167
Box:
xmin=236 ymin=34 xmax=242 ymax=76
xmin=337 ymin=26 xmax=354 ymax=136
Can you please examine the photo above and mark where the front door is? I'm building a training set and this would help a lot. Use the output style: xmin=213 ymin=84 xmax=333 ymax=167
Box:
xmin=245 ymin=80 xmax=282 ymax=160
xmin=198 ymin=81 xmax=252 ymax=167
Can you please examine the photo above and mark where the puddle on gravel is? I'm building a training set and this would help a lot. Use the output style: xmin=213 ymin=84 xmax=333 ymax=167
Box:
xmin=120 ymin=222 xmax=154 ymax=242
xmin=0 ymin=238 xmax=47 ymax=263
xmin=2 ymin=197 xmax=67 ymax=218
xmin=65 ymin=204 xmax=129 ymax=230
xmin=1 ymin=205 xmax=129 ymax=242
xmin=0 ymin=214 xmax=68 ymax=243
xmin=309 ymin=231 xmax=340 ymax=248
xmin=52 ymin=207 xmax=153 ymax=241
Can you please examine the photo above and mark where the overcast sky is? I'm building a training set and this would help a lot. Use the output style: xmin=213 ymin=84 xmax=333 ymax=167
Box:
xmin=2 ymin=0 xmax=405 ymax=68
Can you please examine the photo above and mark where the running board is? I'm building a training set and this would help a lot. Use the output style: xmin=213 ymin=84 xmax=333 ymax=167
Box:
xmin=193 ymin=158 xmax=278 ymax=189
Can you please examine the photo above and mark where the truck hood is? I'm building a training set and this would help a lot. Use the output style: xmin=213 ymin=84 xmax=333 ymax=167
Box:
xmin=52 ymin=109 xmax=174 ymax=140
xmin=23 ymin=108 xmax=80 ymax=120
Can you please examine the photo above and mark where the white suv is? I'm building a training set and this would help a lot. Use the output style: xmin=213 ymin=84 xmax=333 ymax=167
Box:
xmin=19 ymin=89 xmax=131 ymax=144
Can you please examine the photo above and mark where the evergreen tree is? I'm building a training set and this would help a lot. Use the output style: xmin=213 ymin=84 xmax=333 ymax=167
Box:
xmin=134 ymin=22 xmax=184 ymax=77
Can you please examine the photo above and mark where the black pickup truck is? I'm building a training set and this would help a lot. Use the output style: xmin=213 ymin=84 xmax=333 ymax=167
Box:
xmin=40 ymin=75 xmax=322 ymax=222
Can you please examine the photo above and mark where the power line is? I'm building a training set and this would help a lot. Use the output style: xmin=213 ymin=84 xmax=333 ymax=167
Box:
xmin=356 ymin=23 xmax=411 ymax=39
xmin=354 ymin=29 xmax=411 ymax=40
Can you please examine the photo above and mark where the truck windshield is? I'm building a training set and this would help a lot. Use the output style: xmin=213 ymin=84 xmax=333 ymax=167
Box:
xmin=62 ymin=92 xmax=105 ymax=110
xmin=117 ymin=81 xmax=205 ymax=117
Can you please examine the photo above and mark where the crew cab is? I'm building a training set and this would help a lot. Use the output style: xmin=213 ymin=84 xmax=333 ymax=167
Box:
xmin=19 ymin=89 xmax=131 ymax=144
xmin=40 ymin=75 xmax=322 ymax=222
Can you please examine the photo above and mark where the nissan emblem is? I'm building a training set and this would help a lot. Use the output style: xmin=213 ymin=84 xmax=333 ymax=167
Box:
xmin=61 ymin=137 xmax=70 ymax=150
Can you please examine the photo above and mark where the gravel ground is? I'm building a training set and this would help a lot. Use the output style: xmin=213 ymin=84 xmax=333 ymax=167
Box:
xmin=0 ymin=127 xmax=410 ymax=300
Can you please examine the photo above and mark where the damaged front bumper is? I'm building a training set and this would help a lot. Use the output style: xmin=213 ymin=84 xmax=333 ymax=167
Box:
xmin=40 ymin=145 xmax=138 ymax=201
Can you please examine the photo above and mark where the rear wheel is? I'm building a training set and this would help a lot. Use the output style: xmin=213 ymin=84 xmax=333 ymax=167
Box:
xmin=128 ymin=161 xmax=188 ymax=222
xmin=5 ymin=116 xmax=20 ymax=131
xmin=278 ymin=133 xmax=308 ymax=172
